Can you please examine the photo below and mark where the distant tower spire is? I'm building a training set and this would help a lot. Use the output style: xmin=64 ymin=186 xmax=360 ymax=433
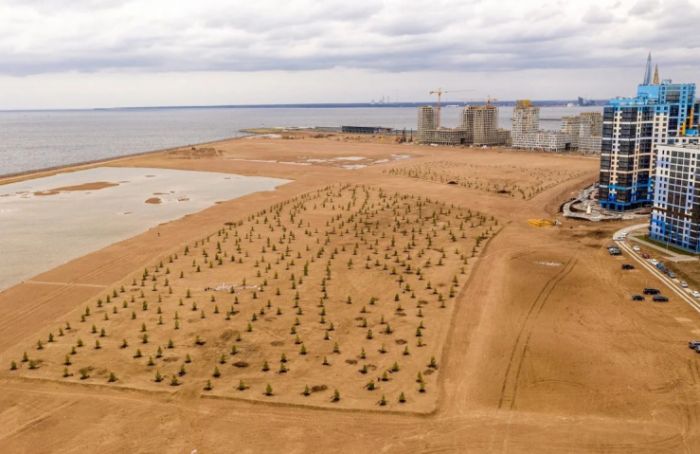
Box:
xmin=653 ymin=64 xmax=660 ymax=84
xmin=643 ymin=52 xmax=652 ymax=85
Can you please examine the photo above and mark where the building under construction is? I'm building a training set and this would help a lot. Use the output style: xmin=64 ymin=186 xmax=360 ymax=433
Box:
xmin=417 ymin=104 xmax=510 ymax=146
xmin=512 ymin=100 xmax=602 ymax=152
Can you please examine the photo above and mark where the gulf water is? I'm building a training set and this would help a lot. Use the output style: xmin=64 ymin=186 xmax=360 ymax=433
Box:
xmin=0 ymin=106 xmax=602 ymax=176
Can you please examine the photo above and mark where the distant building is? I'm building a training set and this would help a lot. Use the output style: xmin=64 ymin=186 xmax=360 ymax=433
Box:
xmin=598 ymin=54 xmax=699 ymax=211
xmin=512 ymin=100 xmax=580 ymax=152
xmin=417 ymin=103 xmax=509 ymax=146
xmin=417 ymin=106 xmax=437 ymax=143
xmin=561 ymin=115 xmax=582 ymax=148
xmin=511 ymin=100 xmax=540 ymax=147
xmin=341 ymin=126 xmax=394 ymax=134
xmin=650 ymin=143 xmax=700 ymax=252
xmin=562 ymin=112 xmax=603 ymax=153
xmin=462 ymin=105 xmax=502 ymax=145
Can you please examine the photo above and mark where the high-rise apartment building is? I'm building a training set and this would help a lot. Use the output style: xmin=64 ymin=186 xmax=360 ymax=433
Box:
xmin=417 ymin=103 xmax=510 ymax=146
xmin=598 ymin=54 xmax=698 ymax=211
xmin=463 ymin=105 xmax=500 ymax=145
xmin=650 ymin=144 xmax=700 ymax=252
xmin=417 ymin=106 xmax=437 ymax=143
xmin=511 ymin=100 xmax=540 ymax=147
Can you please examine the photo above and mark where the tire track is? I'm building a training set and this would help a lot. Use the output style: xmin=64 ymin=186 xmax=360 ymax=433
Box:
xmin=497 ymin=258 xmax=577 ymax=410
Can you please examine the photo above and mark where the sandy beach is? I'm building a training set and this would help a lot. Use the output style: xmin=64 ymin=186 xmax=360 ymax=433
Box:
xmin=0 ymin=133 xmax=699 ymax=453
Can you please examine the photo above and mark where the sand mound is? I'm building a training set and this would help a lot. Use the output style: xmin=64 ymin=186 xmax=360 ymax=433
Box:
xmin=34 ymin=181 xmax=118 ymax=196
xmin=169 ymin=147 xmax=223 ymax=159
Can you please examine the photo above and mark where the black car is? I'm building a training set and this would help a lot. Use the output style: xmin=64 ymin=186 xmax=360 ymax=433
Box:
xmin=688 ymin=341 xmax=700 ymax=349
xmin=632 ymin=294 xmax=645 ymax=301
xmin=622 ymin=264 xmax=635 ymax=270
xmin=643 ymin=288 xmax=660 ymax=295
xmin=652 ymin=295 xmax=669 ymax=303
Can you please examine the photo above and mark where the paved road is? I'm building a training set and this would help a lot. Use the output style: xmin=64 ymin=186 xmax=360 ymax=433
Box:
xmin=613 ymin=226 xmax=700 ymax=315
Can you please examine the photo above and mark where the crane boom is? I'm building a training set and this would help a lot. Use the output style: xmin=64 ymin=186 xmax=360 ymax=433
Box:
xmin=429 ymin=88 xmax=476 ymax=127
xmin=429 ymin=88 xmax=443 ymax=128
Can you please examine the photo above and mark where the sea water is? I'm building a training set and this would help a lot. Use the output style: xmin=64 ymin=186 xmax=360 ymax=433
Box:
xmin=0 ymin=106 xmax=602 ymax=176
xmin=0 ymin=166 xmax=289 ymax=290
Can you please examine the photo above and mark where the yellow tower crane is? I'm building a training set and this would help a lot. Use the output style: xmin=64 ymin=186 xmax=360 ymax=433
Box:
xmin=429 ymin=88 xmax=474 ymax=128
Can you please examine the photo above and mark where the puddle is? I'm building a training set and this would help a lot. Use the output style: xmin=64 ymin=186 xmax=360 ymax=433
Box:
xmin=0 ymin=167 xmax=289 ymax=290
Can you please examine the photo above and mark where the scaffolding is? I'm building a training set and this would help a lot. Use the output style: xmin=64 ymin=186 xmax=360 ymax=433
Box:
xmin=417 ymin=104 xmax=509 ymax=146
xmin=513 ymin=100 xmax=601 ymax=152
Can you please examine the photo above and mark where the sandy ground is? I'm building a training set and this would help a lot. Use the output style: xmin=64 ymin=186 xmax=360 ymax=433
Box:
xmin=1 ymin=135 xmax=699 ymax=453
xmin=34 ymin=181 xmax=120 ymax=196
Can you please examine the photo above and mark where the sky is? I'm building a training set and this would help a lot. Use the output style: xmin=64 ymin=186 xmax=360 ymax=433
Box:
xmin=0 ymin=0 xmax=698 ymax=109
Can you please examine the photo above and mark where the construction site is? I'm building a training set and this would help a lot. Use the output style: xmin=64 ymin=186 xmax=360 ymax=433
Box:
xmin=510 ymin=100 xmax=603 ymax=152
xmin=417 ymin=89 xmax=511 ymax=146
xmin=417 ymin=94 xmax=603 ymax=153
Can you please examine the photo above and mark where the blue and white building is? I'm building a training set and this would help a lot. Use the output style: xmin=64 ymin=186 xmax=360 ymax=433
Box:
xmin=598 ymin=54 xmax=699 ymax=211
xmin=650 ymin=144 xmax=700 ymax=252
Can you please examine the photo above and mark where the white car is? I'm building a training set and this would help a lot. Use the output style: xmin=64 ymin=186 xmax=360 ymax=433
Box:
xmin=633 ymin=246 xmax=641 ymax=252
xmin=692 ymin=291 xmax=700 ymax=299
xmin=681 ymin=281 xmax=689 ymax=288
xmin=650 ymin=259 xmax=659 ymax=265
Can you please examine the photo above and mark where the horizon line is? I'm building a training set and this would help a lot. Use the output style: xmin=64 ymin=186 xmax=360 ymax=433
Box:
xmin=0 ymin=99 xmax=607 ymax=113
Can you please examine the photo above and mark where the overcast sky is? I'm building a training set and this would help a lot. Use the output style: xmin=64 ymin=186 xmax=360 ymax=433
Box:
xmin=0 ymin=0 xmax=698 ymax=109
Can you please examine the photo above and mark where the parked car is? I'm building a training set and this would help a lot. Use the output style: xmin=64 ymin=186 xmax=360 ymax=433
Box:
xmin=650 ymin=259 xmax=659 ymax=265
xmin=681 ymin=281 xmax=689 ymax=288
xmin=642 ymin=253 xmax=651 ymax=259
xmin=622 ymin=264 xmax=635 ymax=270
xmin=668 ymin=271 xmax=677 ymax=278
xmin=692 ymin=291 xmax=700 ymax=299
xmin=608 ymin=247 xmax=622 ymax=256
xmin=643 ymin=288 xmax=660 ymax=295
xmin=632 ymin=294 xmax=645 ymax=301
xmin=688 ymin=340 xmax=700 ymax=349
xmin=633 ymin=246 xmax=641 ymax=252
xmin=653 ymin=295 xmax=669 ymax=302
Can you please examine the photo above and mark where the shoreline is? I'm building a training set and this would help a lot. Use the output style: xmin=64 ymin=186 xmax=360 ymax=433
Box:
xmin=0 ymin=134 xmax=248 ymax=185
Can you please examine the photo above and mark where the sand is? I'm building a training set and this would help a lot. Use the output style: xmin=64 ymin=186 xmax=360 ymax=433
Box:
xmin=0 ymin=134 xmax=699 ymax=453
xmin=33 ymin=181 xmax=120 ymax=196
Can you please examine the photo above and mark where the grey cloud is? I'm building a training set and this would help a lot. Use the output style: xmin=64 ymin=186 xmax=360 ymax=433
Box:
xmin=629 ymin=0 xmax=660 ymax=15
xmin=0 ymin=0 xmax=698 ymax=77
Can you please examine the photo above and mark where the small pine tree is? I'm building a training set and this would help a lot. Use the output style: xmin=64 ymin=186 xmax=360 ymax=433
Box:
xmin=264 ymin=383 xmax=273 ymax=396
xmin=428 ymin=356 xmax=438 ymax=369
